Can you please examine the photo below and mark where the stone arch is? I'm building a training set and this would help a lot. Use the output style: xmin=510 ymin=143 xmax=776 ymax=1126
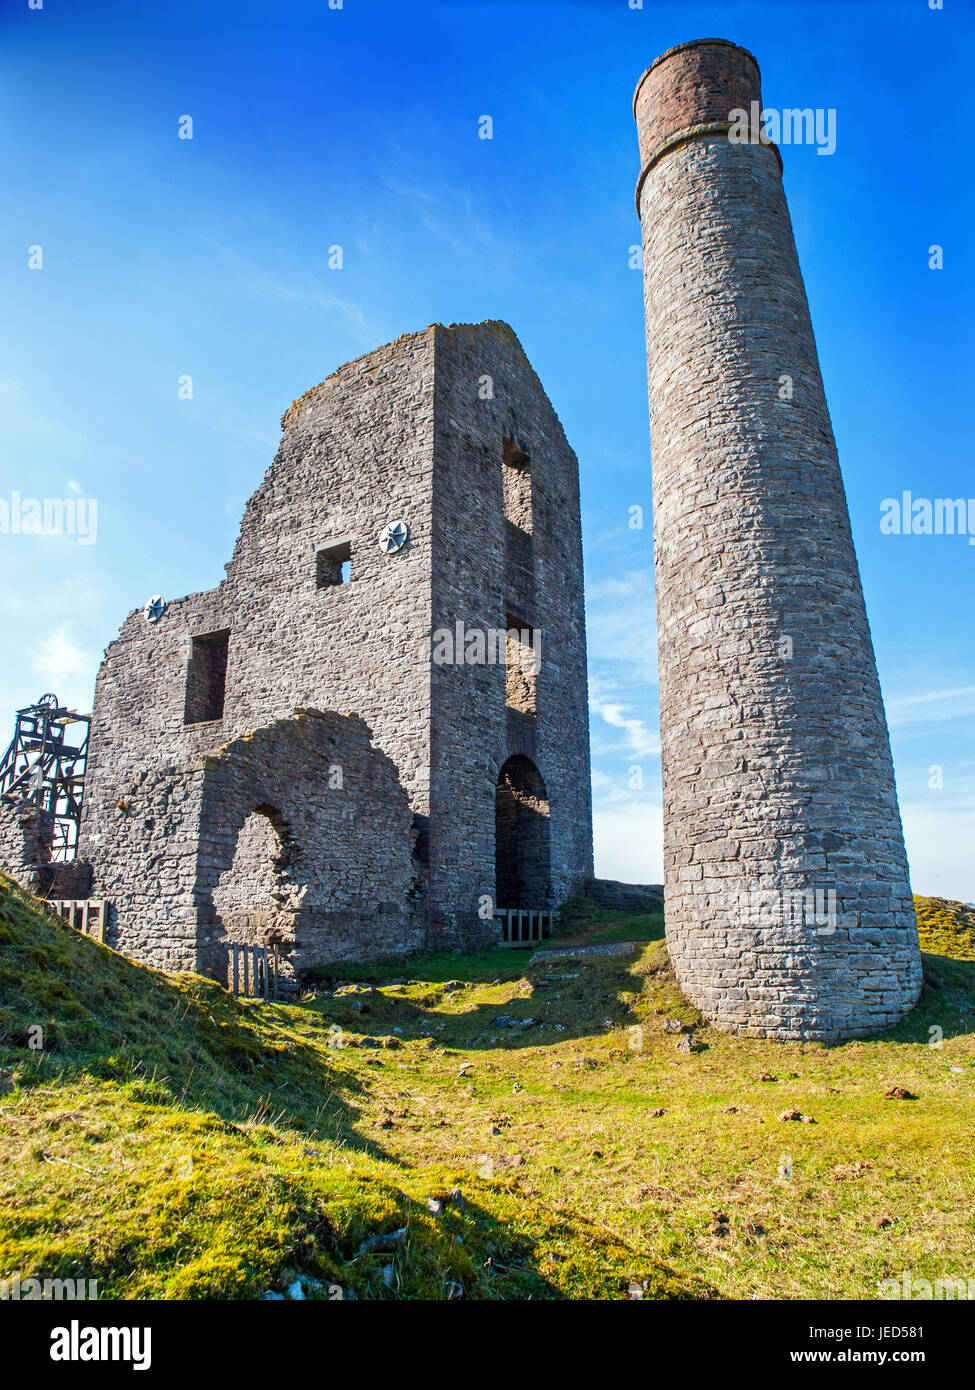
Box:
xmin=495 ymin=754 xmax=551 ymax=909
xmin=85 ymin=709 xmax=425 ymax=978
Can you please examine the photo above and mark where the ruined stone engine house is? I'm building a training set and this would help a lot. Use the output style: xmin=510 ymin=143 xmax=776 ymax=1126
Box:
xmin=71 ymin=321 xmax=594 ymax=983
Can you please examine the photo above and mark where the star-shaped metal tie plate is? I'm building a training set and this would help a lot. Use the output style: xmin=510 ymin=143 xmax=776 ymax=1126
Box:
xmin=144 ymin=595 xmax=167 ymax=623
xmin=378 ymin=520 xmax=410 ymax=554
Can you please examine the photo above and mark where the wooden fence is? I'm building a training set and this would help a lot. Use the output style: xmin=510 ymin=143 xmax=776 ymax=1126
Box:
xmin=495 ymin=907 xmax=553 ymax=947
xmin=230 ymin=942 xmax=279 ymax=1001
xmin=47 ymin=899 xmax=106 ymax=943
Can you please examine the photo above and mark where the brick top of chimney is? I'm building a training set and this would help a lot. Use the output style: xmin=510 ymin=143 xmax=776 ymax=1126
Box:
xmin=633 ymin=38 xmax=763 ymax=179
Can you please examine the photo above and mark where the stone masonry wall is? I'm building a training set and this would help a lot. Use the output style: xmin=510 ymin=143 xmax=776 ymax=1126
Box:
xmin=91 ymin=709 xmax=423 ymax=979
xmin=42 ymin=860 xmax=93 ymax=901
xmin=82 ymin=329 xmax=436 ymax=844
xmin=80 ymin=321 xmax=593 ymax=968
xmin=428 ymin=322 xmax=593 ymax=942
xmin=634 ymin=39 xmax=922 ymax=1040
xmin=195 ymin=711 xmax=423 ymax=980
xmin=80 ymin=331 xmax=437 ymax=966
xmin=0 ymin=800 xmax=54 ymax=894
xmin=89 ymin=758 xmax=206 ymax=971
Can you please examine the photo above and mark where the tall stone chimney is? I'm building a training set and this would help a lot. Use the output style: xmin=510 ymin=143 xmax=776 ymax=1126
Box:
xmin=633 ymin=39 xmax=922 ymax=1039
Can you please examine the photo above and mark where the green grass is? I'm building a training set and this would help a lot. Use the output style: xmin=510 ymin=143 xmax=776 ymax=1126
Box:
xmin=2 ymin=876 xmax=973 ymax=1300
xmin=0 ymin=877 xmax=698 ymax=1300
xmin=537 ymin=896 xmax=665 ymax=949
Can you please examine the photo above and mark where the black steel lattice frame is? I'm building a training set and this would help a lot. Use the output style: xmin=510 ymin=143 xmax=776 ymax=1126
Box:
xmin=0 ymin=694 xmax=90 ymax=861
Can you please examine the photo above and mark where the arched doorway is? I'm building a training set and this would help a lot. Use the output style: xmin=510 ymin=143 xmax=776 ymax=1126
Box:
xmin=495 ymin=755 xmax=551 ymax=908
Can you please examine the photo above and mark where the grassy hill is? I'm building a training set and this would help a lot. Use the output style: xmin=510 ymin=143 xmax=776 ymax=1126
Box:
xmin=914 ymin=894 xmax=975 ymax=960
xmin=1 ymin=876 xmax=973 ymax=1300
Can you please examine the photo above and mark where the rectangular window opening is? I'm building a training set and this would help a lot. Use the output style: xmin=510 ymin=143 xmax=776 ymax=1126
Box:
xmin=502 ymin=436 xmax=533 ymax=533
xmin=184 ymin=629 xmax=230 ymax=725
xmin=317 ymin=540 xmax=352 ymax=589
xmin=505 ymin=611 xmax=538 ymax=716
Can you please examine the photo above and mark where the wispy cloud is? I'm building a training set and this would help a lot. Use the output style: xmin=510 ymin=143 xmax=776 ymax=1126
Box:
xmin=200 ymin=239 xmax=381 ymax=350
xmin=0 ymin=573 xmax=106 ymax=726
xmin=585 ymin=566 xmax=656 ymax=678
xmin=31 ymin=627 xmax=99 ymax=712
xmin=886 ymin=684 xmax=975 ymax=727
xmin=590 ymin=693 xmax=660 ymax=758
xmin=584 ymin=558 xmax=660 ymax=866
xmin=889 ymin=684 xmax=975 ymax=706
xmin=379 ymin=174 xmax=528 ymax=286
xmin=243 ymin=271 xmax=377 ymax=346
xmin=0 ymin=379 xmax=92 ymax=463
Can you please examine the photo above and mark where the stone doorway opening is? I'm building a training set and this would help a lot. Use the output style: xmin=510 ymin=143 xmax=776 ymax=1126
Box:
xmin=211 ymin=803 xmax=302 ymax=946
xmin=495 ymin=755 xmax=551 ymax=909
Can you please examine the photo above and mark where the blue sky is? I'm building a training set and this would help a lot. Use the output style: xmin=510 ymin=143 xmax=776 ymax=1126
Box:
xmin=1 ymin=0 xmax=972 ymax=898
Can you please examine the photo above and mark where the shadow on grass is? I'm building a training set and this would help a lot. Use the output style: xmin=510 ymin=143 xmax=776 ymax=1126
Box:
xmin=297 ymin=912 xmax=682 ymax=1054
xmin=300 ymin=912 xmax=975 ymax=1054
xmin=276 ymin=1173 xmax=710 ymax=1302
xmin=0 ymin=877 xmax=395 ymax=1160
